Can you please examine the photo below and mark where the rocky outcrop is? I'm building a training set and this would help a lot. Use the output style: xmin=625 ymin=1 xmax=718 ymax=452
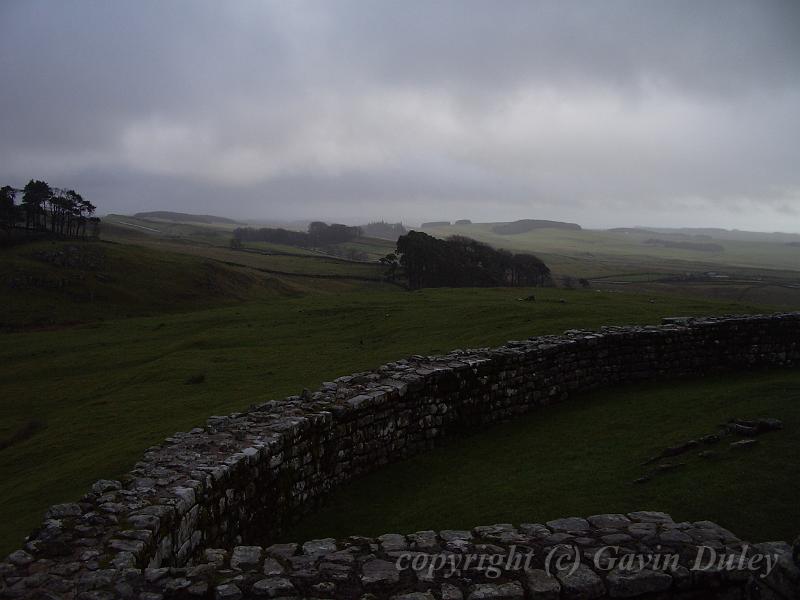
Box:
xmin=2 ymin=313 xmax=800 ymax=599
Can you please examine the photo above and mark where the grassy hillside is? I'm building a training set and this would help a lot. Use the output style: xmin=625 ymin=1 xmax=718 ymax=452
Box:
xmin=103 ymin=214 xmax=395 ymax=262
xmin=0 ymin=286 xmax=769 ymax=555
xmin=102 ymin=215 xmax=392 ymax=281
xmin=0 ymin=239 xmax=300 ymax=328
xmin=240 ymin=240 xmax=326 ymax=256
xmin=331 ymin=237 xmax=396 ymax=261
xmin=103 ymin=214 xmax=238 ymax=246
xmin=108 ymin=212 xmax=800 ymax=306
xmin=133 ymin=211 xmax=242 ymax=225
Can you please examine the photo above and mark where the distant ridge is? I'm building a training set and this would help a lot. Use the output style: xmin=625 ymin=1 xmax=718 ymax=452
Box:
xmin=359 ymin=221 xmax=407 ymax=240
xmin=608 ymin=227 xmax=657 ymax=235
xmin=492 ymin=219 xmax=581 ymax=235
xmin=644 ymin=238 xmax=724 ymax=252
xmin=641 ymin=227 xmax=800 ymax=243
xmin=421 ymin=221 xmax=451 ymax=228
xmin=133 ymin=211 xmax=241 ymax=225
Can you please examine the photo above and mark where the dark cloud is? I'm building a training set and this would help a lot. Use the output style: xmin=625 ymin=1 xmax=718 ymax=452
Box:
xmin=1 ymin=0 xmax=798 ymax=230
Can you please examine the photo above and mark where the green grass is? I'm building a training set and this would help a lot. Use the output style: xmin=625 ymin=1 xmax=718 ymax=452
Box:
xmin=0 ymin=287 xmax=768 ymax=555
xmin=163 ymin=244 xmax=386 ymax=279
xmin=224 ymin=253 xmax=384 ymax=277
xmin=241 ymin=241 xmax=324 ymax=256
xmin=0 ymin=237 xmax=404 ymax=329
xmin=331 ymin=237 xmax=396 ymax=260
xmin=284 ymin=368 xmax=800 ymax=544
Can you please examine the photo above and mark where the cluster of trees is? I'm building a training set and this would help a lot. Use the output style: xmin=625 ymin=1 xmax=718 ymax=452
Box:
xmin=1 ymin=180 xmax=98 ymax=238
xmin=326 ymin=245 xmax=369 ymax=261
xmin=308 ymin=221 xmax=362 ymax=245
xmin=359 ymin=221 xmax=407 ymax=240
xmin=233 ymin=226 xmax=308 ymax=246
xmin=233 ymin=221 xmax=362 ymax=248
xmin=382 ymin=231 xmax=552 ymax=289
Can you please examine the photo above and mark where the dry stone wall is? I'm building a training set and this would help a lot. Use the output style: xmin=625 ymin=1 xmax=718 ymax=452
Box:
xmin=2 ymin=313 xmax=800 ymax=599
xmin=97 ymin=511 xmax=797 ymax=600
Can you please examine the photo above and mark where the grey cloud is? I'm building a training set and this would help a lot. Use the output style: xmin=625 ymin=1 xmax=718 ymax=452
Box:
xmin=0 ymin=0 xmax=799 ymax=231
xmin=320 ymin=1 xmax=800 ymax=96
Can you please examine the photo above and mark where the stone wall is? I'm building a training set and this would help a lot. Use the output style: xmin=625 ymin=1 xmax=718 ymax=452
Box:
xmin=2 ymin=313 xmax=800 ymax=599
xmin=87 ymin=511 xmax=798 ymax=599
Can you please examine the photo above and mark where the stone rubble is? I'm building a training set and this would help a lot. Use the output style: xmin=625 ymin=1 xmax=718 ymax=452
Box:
xmin=637 ymin=415 xmax=784 ymax=483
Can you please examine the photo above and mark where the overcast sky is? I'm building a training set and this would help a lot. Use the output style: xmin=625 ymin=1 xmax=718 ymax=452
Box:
xmin=1 ymin=1 xmax=799 ymax=230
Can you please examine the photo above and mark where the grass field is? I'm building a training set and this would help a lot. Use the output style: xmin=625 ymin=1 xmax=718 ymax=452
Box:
xmin=0 ymin=285 xmax=769 ymax=555
xmin=241 ymin=241 xmax=326 ymax=256
xmin=421 ymin=222 xmax=800 ymax=272
xmin=333 ymin=237 xmax=396 ymax=260
xmin=283 ymin=368 xmax=800 ymax=544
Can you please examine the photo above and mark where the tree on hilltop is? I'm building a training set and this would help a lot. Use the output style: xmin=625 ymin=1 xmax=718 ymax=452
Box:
xmin=0 ymin=186 xmax=18 ymax=229
xmin=2 ymin=179 xmax=97 ymax=239
xmin=22 ymin=180 xmax=51 ymax=230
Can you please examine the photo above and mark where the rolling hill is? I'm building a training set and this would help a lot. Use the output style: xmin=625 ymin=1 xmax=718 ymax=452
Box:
xmin=132 ymin=211 xmax=242 ymax=225
xmin=418 ymin=220 xmax=800 ymax=307
xmin=0 ymin=239 xmax=298 ymax=329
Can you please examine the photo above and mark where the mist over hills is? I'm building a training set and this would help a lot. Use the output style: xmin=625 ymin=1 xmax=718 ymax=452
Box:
xmin=127 ymin=210 xmax=800 ymax=244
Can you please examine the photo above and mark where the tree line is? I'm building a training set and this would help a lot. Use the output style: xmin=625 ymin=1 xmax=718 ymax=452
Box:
xmin=1 ymin=180 xmax=98 ymax=238
xmin=233 ymin=221 xmax=362 ymax=248
xmin=382 ymin=231 xmax=552 ymax=289
xmin=360 ymin=221 xmax=407 ymax=240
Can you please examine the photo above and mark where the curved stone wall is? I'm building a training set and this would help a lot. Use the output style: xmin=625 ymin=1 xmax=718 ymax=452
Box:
xmin=88 ymin=511 xmax=797 ymax=599
xmin=2 ymin=313 xmax=800 ymax=599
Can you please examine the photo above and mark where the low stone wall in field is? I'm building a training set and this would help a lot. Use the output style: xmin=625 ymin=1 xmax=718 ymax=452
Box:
xmin=2 ymin=312 xmax=800 ymax=599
